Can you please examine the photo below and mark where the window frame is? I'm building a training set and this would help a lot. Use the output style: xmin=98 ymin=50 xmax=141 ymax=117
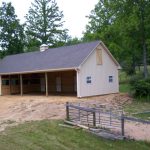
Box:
xmin=86 ymin=76 xmax=92 ymax=84
xmin=109 ymin=76 xmax=113 ymax=83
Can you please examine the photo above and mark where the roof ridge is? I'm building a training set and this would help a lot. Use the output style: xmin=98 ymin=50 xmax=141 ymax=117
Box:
xmin=4 ymin=40 xmax=100 ymax=58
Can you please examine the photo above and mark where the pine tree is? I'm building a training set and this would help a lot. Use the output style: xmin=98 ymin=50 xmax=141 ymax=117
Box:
xmin=0 ymin=2 xmax=25 ymax=57
xmin=25 ymin=0 xmax=67 ymax=46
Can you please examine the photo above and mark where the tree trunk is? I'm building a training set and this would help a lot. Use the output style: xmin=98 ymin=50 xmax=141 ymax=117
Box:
xmin=139 ymin=0 xmax=148 ymax=78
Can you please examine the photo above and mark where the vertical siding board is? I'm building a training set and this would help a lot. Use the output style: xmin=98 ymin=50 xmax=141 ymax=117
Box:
xmin=76 ymin=70 xmax=81 ymax=98
xmin=79 ymin=44 xmax=119 ymax=97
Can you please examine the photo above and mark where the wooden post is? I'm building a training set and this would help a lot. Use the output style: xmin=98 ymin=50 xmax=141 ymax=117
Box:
xmin=0 ymin=75 xmax=2 ymax=96
xmin=121 ymin=113 xmax=125 ymax=137
xmin=93 ymin=108 xmax=96 ymax=127
xmin=66 ymin=102 xmax=69 ymax=120
xmin=78 ymin=103 xmax=80 ymax=121
xmin=45 ymin=72 xmax=48 ymax=96
xmin=110 ymin=108 xmax=112 ymax=126
xmin=9 ymin=75 xmax=11 ymax=95
xmin=20 ymin=74 xmax=23 ymax=96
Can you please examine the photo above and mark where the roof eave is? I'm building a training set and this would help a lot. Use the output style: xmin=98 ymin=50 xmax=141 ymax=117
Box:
xmin=0 ymin=67 xmax=77 ymax=75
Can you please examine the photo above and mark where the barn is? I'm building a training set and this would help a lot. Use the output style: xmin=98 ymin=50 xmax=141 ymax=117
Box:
xmin=0 ymin=41 xmax=120 ymax=97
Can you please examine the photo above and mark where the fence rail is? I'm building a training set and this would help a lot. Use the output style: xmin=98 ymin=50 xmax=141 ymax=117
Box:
xmin=66 ymin=102 xmax=150 ymax=138
xmin=66 ymin=102 xmax=125 ymax=136
xmin=124 ymin=116 xmax=150 ymax=124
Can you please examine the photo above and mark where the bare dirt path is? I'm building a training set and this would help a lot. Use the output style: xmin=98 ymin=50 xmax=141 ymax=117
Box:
xmin=0 ymin=94 xmax=149 ymax=141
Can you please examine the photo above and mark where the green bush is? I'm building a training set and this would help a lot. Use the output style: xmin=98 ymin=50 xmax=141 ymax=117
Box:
xmin=130 ymin=77 xmax=150 ymax=99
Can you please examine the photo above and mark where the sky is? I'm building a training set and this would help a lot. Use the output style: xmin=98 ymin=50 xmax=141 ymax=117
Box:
xmin=2 ymin=0 xmax=98 ymax=38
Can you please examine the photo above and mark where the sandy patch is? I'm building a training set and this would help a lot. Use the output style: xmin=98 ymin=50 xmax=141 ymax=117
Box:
xmin=0 ymin=93 xmax=149 ymax=141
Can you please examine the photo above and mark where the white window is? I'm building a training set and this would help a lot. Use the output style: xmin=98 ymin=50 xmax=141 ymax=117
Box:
xmin=109 ymin=76 xmax=113 ymax=83
xmin=86 ymin=76 xmax=91 ymax=84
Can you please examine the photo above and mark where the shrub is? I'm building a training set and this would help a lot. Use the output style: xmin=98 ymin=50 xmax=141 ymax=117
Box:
xmin=130 ymin=77 xmax=150 ymax=100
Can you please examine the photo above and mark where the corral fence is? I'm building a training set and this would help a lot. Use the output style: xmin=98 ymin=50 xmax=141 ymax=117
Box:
xmin=66 ymin=102 xmax=125 ymax=137
xmin=66 ymin=102 xmax=150 ymax=138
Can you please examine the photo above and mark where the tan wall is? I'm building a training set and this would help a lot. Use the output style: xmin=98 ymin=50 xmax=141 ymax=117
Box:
xmin=2 ymin=85 xmax=10 ymax=95
xmin=10 ymin=85 xmax=20 ymax=94
xmin=23 ymin=84 xmax=41 ymax=93
xmin=48 ymin=71 xmax=76 ymax=93
xmin=78 ymin=43 xmax=119 ymax=97
xmin=1 ymin=71 xmax=76 ymax=95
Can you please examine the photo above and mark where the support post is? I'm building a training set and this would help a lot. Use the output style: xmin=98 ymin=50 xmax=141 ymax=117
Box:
xmin=9 ymin=75 xmax=11 ymax=95
xmin=121 ymin=113 xmax=125 ymax=137
xmin=93 ymin=109 xmax=96 ymax=127
xmin=45 ymin=72 xmax=48 ymax=96
xmin=0 ymin=75 xmax=2 ymax=96
xmin=66 ymin=102 xmax=69 ymax=120
xmin=20 ymin=74 xmax=23 ymax=96
xmin=76 ymin=69 xmax=81 ymax=98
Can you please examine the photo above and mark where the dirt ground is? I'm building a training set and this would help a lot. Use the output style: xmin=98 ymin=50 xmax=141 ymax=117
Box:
xmin=0 ymin=93 xmax=150 ymax=141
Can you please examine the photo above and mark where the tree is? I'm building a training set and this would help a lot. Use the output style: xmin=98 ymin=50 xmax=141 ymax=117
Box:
xmin=137 ymin=0 xmax=149 ymax=78
xmin=83 ymin=0 xmax=150 ymax=76
xmin=0 ymin=2 xmax=25 ymax=57
xmin=25 ymin=0 xmax=67 ymax=46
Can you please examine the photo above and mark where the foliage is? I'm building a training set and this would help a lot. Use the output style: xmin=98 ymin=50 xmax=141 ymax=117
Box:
xmin=0 ymin=2 xmax=25 ymax=57
xmin=25 ymin=0 xmax=68 ymax=47
xmin=119 ymin=83 xmax=131 ymax=93
xmin=65 ymin=37 xmax=82 ymax=46
xmin=83 ymin=0 xmax=150 ymax=77
xmin=130 ymin=77 xmax=150 ymax=99
xmin=0 ymin=120 xmax=150 ymax=150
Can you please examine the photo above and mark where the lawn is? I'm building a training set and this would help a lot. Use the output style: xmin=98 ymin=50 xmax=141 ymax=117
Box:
xmin=124 ymin=100 xmax=150 ymax=116
xmin=0 ymin=120 xmax=150 ymax=150
xmin=119 ymin=83 xmax=131 ymax=93
xmin=133 ymin=112 xmax=150 ymax=121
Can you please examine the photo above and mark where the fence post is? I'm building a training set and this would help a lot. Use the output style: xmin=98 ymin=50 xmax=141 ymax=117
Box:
xmin=93 ymin=108 xmax=96 ymax=127
xmin=121 ymin=113 xmax=125 ymax=137
xmin=66 ymin=102 xmax=69 ymax=121
xmin=78 ymin=103 xmax=80 ymax=121
xmin=110 ymin=108 xmax=112 ymax=126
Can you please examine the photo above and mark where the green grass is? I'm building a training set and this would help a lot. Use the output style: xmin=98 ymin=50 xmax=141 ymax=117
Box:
xmin=133 ymin=112 xmax=150 ymax=121
xmin=119 ymin=83 xmax=131 ymax=93
xmin=119 ymin=71 xmax=130 ymax=83
xmin=124 ymin=101 xmax=150 ymax=116
xmin=0 ymin=120 xmax=150 ymax=150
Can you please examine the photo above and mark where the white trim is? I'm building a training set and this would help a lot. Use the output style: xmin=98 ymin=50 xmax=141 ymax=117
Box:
xmin=79 ymin=41 xmax=100 ymax=67
xmin=100 ymin=41 xmax=121 ymax=69
xmin=76 ymin=69 xmax=81 ymax=98
xmin=0 ymin=67 xmax=76 ymax=75
xmin=79 ymin=41 xmax=121 ymax=69
xmin=0 ymin=75 xmax=2 ymax=96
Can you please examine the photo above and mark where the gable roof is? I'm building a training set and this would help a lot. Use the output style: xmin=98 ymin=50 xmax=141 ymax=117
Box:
xmin=0 ymin=41 xmax=101 ymax=75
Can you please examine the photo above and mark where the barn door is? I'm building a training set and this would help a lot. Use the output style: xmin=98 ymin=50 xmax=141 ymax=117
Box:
xmin=56 ymin=77 xmax=61 ymax=92
xmin=40 ymin=78 xmax=45 ymax=92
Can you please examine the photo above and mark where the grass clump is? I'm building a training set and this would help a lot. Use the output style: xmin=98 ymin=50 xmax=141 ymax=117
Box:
xmin=0 ymin=120 xmax=150 ymax=150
